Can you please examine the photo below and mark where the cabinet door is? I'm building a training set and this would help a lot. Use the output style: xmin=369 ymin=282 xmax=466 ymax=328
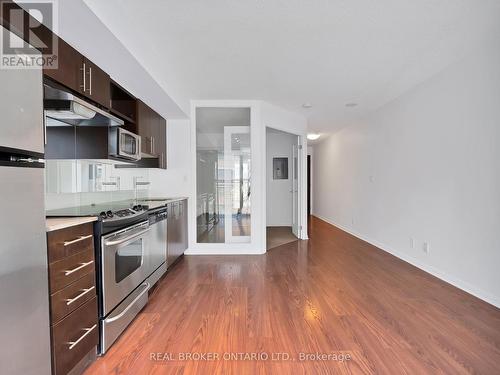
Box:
xmin=154 ymin=116 xmax=167 ymax=169
xmin=84 ymin=58 xmax=111 ymax=109
xmin=137 ymin=100 xmax=153 ymax=155
xmin=44 ymin=37 xmax=83 ymax=93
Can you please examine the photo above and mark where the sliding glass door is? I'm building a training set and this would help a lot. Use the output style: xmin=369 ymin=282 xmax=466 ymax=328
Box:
xmin=196 ymin=107 xmax=251 ymax=244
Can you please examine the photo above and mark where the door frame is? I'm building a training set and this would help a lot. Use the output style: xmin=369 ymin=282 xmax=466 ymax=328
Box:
xmin=265 ymin=126 xmax=308 ymax=244
xmin=188 ymin=100 xmax=265 ymax=254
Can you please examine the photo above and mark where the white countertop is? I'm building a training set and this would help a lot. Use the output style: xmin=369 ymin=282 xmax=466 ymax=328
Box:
xmin=46 ymin=216 xmax=98 ymax=232
xmin=140 ymin=197 xmax=188 ymax=210
xmin=45 ymin=197 xmax=187 ymax=231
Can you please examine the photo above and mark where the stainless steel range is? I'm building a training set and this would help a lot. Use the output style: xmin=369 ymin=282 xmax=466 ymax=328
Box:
xmin=46 ymin=201 xmax=165 ymax=354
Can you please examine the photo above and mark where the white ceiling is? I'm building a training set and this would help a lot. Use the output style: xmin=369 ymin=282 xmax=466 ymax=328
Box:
xmin=83 ymin=0 xmax=500 ymax=134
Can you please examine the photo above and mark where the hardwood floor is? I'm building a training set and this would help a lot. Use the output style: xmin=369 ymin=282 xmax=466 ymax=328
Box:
xmin=85 ymin=216 xmax=500 ymax=374
xmin=266 ymin=226 xmax=297 ymax=250
xmin=197 ymin=215 xmax=251 ymax=243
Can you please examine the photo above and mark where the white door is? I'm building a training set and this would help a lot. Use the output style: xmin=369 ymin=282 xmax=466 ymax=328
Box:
xmin=291 ymin=136 xmax=300 ymax=238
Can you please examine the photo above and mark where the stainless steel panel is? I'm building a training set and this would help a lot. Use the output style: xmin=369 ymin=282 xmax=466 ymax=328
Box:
xmin=0 ymin=167 xmax=51 ymax=375
xmin=149 ymin=215 xmax=167 ymax=275
xmin=44 ymin=84 xmax=124 ymax=127
xmin=167 ymin=200 xmax=187 ymax=268
xmin=100 ymin=282 xmax=149 ymax=354
xmin=101 ymin=222 xmax=150 ymax=315
xmin=117 ymin=128 xmax=141 ymax=161
xmin=0 ymin=26 xmax=44 ymax=154
xmin=147 ymin=262 xmax=166 ymax=288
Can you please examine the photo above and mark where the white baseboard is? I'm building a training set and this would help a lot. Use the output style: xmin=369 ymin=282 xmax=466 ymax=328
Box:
xmin=313 ymin=214 xmax=500 ymax=309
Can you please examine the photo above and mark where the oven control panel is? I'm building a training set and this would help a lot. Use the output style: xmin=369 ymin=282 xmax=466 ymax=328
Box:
xmin=99 ymin=205 xmax=149 ymax=222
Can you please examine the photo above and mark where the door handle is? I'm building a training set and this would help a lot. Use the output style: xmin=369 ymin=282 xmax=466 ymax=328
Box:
xmin=88 ymin=66 xmax=92 ymax=95
xmin=80 ymin=62 xmax=86 ymax=92
xmin=64 ymin=234 xmax=92 ymax=246
xmin=64 ymin=260 xmax=94 ymax=276
xmin=104 ymin=228 xmax=150 ymax=246
xmin=67 ymin=324 xmax=97 ymax=350
xmin=43 ymin=116 xmax=47 ymax=145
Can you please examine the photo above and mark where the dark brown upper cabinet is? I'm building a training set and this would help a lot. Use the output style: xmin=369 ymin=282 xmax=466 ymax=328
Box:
xmin=110 ymin=81 xmax=137 ymax=123
xmin=43 ymin=37 xmax=82 ymax=94
xmin=133 ymin=100 xmax=167 ymax=169
xmin=44 ymin=37 xmax=110 ymax=109
xmin=82 ymin=58 xmax=111 ymax=109
xmin=155 ymin=116 xmax=167 ymax=169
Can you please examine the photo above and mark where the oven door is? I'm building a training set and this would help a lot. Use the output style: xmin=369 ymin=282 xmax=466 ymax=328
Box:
xmin=118 ymin=128 xmax=141 ymax=161
xmin=101 ymin=221 xmax=150 ymax=316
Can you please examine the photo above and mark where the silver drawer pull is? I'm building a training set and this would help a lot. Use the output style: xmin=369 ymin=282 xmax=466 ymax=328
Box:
xmin=65 ymin=286 xmax=95 ymax=306
xmin=67 ymin=324 xmax=97 ymax=350
xmin=64 ymin=234 xmax=93 ymax=247
xmin=64 ymin=260 xmax=94 ymax=276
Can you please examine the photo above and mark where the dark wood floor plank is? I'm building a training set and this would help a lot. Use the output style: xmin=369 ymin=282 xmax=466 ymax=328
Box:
xmin=85 ymin=216 xmax=500 ymax=375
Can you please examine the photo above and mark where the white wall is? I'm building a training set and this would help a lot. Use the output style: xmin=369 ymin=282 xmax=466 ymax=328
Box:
xmin=187 ymin=100 xmax=308 ymax=254
xmin=266 ymin=129 xmax=295 ymax=226
xmin=148 ymin=119 xmax=191 ymax=198
xmin=313 ymin=43 xmax=500 ymax=308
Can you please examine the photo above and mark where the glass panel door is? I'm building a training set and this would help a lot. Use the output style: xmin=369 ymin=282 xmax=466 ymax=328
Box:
xmin=224 ymin=127 xmax=251 ymax=243
xmin=196 ymin=107 xmax=251 ymax=244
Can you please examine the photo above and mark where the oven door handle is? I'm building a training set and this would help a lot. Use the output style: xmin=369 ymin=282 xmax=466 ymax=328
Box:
xmin=104 ymin=228 xmax=150 ymax=246
xmin=105 ymin=282 xmax=150 ymax=323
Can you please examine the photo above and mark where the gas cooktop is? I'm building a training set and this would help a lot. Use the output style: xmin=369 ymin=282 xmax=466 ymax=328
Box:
xmin=45 ymin=200 xmax=149 ymax=222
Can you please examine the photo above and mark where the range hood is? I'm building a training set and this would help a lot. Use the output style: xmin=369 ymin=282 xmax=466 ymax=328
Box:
xmin=44 ymin=84 xmax=124 ymax=127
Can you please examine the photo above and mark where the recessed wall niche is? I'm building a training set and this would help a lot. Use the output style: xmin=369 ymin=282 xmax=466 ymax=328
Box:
xmin=273 ymin=157 xmax=288 ymax=179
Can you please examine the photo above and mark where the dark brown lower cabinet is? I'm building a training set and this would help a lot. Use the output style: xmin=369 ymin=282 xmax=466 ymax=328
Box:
xmin=47 ymin=223 xmax=98 ymax=375
xmin=52 ymin=297 xmax=98 ymax=375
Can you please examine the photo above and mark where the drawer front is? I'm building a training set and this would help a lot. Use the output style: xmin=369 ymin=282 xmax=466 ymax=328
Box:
xmin=52 ymin=297 xmax=98 ymax=375
xmin=50 ymin=271 xmax=96 ymax=323
xmin=47 ymin=223 xmax=94 ymax=263
xmin=49 ymin=246 xmax=95 ymax=293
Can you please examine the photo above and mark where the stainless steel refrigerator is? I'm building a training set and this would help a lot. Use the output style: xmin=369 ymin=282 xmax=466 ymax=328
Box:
xmin=0 ymin=25 xmax=52 ymax=374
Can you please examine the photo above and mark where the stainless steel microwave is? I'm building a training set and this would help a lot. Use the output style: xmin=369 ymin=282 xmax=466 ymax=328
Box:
xmin=109 ymin=127 xmax=141 ymax=161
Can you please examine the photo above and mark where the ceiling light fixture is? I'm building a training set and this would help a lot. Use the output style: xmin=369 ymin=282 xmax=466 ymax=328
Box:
xmin=302 ymin=103 xmax=312 ymax=108
xmin=307 ymin=133 xmax=321 ymax=141
xmin=346 ymin=102 xmax=358 ymax=107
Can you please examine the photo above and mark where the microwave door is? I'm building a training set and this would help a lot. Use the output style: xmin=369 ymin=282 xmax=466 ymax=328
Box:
xmin=119 ymin=130 xmax=140 ymax=160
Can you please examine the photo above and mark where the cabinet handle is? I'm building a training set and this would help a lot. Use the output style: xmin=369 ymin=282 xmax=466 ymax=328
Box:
xmin=151 ymin=136 xmax=155 ymax=154
xmin=80 ymin=62 xmax=86 ymax=92
xmin=89 ymin=66 xmax=92 ymax=95
xmin=65 ymin=286 xmax=95 ymax=305
xmin=63 ymin=234 xmax=93 ymax=247
xmin=43 ymin=116 xmax=47 ymax=145
xmin=67 ymin=324 xmax=97 ymax=350
xmin=64 ymin=260 xmax=94 ymax=276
